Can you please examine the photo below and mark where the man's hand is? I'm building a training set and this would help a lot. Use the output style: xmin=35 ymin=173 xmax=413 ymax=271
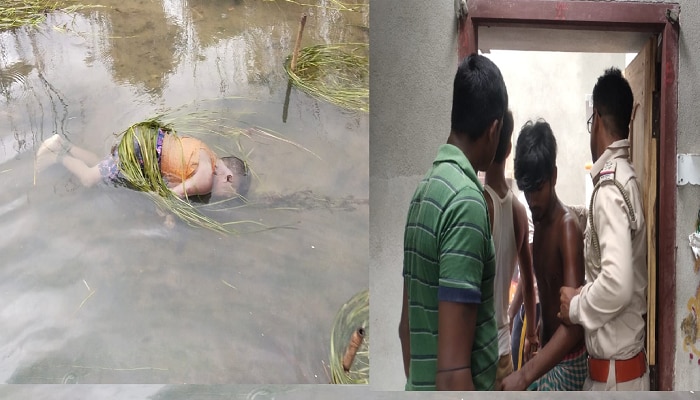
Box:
xmin=524 ymin=333 xmax=539 ymax=362
xmin=500 ymin=369 xmax=528 ymax=391
xmin=558 ymin=286 xmax=581 ymax=326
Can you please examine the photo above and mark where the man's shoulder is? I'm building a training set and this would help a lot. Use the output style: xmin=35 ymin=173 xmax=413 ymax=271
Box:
xmin=559 ymin=207 xmax=585 ymax=238
xmin=594 ymin=158 xmax=643 ymax=210
xmin=598 ymin=157 xmax=638 ymax=186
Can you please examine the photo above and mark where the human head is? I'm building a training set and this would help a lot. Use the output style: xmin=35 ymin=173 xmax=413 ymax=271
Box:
xmin=493 ymin=109 xmax=514 ymax=164
xmin=590 ymin=67 xmax=633 ymax=161
xmin=211 ymin=156 xmax=250 ymax=199
xmin=514 ymin=120 xmax=558 ymax=222
xmin=450 ymin=54 xmax=508 ymax=169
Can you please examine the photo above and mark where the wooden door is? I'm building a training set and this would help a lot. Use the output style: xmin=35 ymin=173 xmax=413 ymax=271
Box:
xmin=624 ymin=36 xmax=658 ymax=372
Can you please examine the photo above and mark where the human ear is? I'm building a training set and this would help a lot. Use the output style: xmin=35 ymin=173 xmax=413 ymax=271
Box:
xmin=488 ymin=119 xmax=500 ymax=145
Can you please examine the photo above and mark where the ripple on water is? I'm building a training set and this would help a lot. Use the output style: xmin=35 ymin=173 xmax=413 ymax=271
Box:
xmin=61 ymin=372 xmax=78 ymax=384
xmin=0 ymin=61 xmax=33 ymax=100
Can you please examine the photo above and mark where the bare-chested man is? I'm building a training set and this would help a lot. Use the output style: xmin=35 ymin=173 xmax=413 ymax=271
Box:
xmin=501 ymin=120 xmax=587 ymax=391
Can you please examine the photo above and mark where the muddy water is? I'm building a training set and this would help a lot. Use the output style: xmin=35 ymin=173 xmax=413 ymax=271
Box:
xmin=0 ymin=0 xmax=368 ymax=384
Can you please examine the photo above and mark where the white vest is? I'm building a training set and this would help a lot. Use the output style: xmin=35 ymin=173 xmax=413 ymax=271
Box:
xmin=484 ymin=185 xmax=518 ymax=356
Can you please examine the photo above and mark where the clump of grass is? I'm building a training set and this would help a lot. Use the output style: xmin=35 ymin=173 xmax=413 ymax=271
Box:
xmin=113 ymin=106 xmax=318 ymax=235
xmin=115 ymin=119 xmax=239 ymax=235
xmin=271 ymin=0 xmax=368 ymax=13
xmin=330 ymin=289 xmax=369 ymax=384
xmin=285 ymin=43 xmax=368 ymax=113
xmin=0 ymin=0 xmax=91 ymax=31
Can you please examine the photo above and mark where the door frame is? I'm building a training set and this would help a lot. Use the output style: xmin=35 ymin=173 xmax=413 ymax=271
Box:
xmin=457 ymin=0 xmax=679 ymax=390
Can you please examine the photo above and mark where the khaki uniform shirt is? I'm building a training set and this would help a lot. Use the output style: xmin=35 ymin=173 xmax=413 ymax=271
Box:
xmin=570 ymin=139 xmax=647 ymax=360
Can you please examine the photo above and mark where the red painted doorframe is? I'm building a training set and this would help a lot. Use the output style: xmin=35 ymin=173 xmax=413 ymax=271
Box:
xmin=457 ymin=0 xmax=679 ymax=391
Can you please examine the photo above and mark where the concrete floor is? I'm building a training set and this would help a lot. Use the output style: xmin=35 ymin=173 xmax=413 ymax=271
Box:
xmin=0 ymin=385 xmax=698 ymax=399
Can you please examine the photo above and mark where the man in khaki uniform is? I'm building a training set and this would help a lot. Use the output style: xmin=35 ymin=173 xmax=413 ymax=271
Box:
xmin=559 ymin=68 xmax=648 ymax=390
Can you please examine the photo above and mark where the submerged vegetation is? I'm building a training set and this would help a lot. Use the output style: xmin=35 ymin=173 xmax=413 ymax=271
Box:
xmin=285 ymin=43 xmax=369 ymax=113
xmin=282 ymin=0 xmax=369 ymax=112
xmin=115 ymin=119 xmax=240 ymax=235
xmin=0 ymin=0 xmax=91 ymax=31
xmin=275 ymin=0 xmax=367 ymax=13
xmin=114 ymin=108 xmax=317 ymax=235
xmin=330 ymin=289 xmax=369 ymax=384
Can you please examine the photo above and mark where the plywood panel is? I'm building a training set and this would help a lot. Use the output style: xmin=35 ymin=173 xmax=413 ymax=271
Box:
xmin=624 ymin=36 xmax=657 ymax=366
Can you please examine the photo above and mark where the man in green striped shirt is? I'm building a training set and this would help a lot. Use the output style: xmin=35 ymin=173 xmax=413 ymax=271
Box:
xmin=399 ymin=54 xmax=508 ymax=391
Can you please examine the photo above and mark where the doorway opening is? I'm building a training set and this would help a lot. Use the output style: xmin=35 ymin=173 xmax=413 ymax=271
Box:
xmin=459 ymin=0 xmax=679 ymax=390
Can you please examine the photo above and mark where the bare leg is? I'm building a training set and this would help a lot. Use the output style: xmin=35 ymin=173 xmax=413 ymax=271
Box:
xmin=60 ymin=155 xmax=103 ymax=187
xmin=66 ymin=143 xmax=102 ymax=166
xmin=37 ymin=134 xmax=103 ymax=166
xmin=37 ymin=134 xmax=106 ymax=186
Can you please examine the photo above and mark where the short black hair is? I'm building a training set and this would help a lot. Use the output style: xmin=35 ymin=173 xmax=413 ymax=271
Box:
xmin=592 ymin=67 xmax=633 ymax=139
xmin=221 ymin=156 xmax=251 ymax=196
xmin=493 ymin=109 xmax=514 ymax=163
xmin=514 ymin=120 xmax=557 ymax=192
xmin=451 ymin=54 xmax=508 ymax=141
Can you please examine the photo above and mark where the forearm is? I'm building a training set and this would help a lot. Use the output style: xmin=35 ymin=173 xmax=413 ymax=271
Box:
xmin=169 ymin=177 xmax=202 ymax=197
xmin=399 ymin=320 xmax=410 ymax=378
xmin=570 ymin=270 xmax=632 ymax=330
xmin=520 ymin=271 xmax=537 ymax=338
xmin=436 ymin=368 xmax=475 ymax=391
xmin=399 ymin=281 xmax=411 ymax=379
xmin=436 ymin=301 xmax=477 ymax=390
xmin=520 ymin=324 xmax=583 ymax=385
xmin=168 ymin=149 xmax=213 ymax=197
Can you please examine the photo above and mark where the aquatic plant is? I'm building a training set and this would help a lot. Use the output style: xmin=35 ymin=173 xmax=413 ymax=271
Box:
xmin=115 ymin=113 xmax=312 ymax=235
xmin=0 ymin=0 xmax=91 ymax=31
xmin=285 ymin=43 xmax=368 ymax=113
xmin=267 ymin=0 xmax=368 ymax=13
xmin=116 ymin=119 xmax=234 ymax=235
xmin=329 ymin=288 xmax=369 ymax=384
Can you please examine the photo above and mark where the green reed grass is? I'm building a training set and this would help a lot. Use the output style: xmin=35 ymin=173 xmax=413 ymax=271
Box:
xmin=264 ymin=0 xmax=367 ymax=13
xmin=0 ymin=0 xmax=91 ymax=31
xmin=113 ymin=108 xmax=317 ymax=235
xmin=115 ymin=119 xmax=234 ymax=235
xmin=330 ymin=289 xmax=369 ymax=384
xmin=285 ymin=43 xmax=368 ymax=113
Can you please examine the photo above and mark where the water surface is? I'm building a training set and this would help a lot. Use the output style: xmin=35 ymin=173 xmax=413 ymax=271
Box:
xmin=0 ymin=0 xmax=368 ymax=384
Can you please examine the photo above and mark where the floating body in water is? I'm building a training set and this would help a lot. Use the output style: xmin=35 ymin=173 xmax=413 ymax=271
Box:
xmin=36 ymin=120 xmax=251 ymax=234
xmin=36 ymin=120 xmax=249 ymax=200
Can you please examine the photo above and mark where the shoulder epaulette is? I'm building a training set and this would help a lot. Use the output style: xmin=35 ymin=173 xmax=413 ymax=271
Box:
xmin=599 ymin=160 xmax=616 ymax=183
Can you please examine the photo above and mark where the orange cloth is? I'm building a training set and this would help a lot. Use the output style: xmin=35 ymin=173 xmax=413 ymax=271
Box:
xmin=160 ymin=134 xmax=217 ymax=184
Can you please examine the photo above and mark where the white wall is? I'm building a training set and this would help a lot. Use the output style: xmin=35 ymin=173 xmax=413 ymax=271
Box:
xmin=670 ymin=0 xmax=700 ymax=391
xmin=484 ymin=50 xmax=627 ymax=206
xmin=369 ymin=0 xmax=457 ymax=390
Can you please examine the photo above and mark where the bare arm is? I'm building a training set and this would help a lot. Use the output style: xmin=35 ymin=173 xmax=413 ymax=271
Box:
xmin=508 ymin=277 xmax=523 ymax=331
xmin=399 ymin=280 xmax=411 ymax=379
xmin=503 ymin=216 xmax=584 ymax=390
xmin=436 ymin=301 xmax=477 ymax=391
xmin=513 ymin=200 xmax=538 ymax=355
xmin=168 ymin=149 xmax=214 ymax=197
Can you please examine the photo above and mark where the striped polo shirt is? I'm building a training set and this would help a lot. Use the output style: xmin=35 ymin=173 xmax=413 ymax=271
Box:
xmin=403 ymin=144 xmax=498 ymax=391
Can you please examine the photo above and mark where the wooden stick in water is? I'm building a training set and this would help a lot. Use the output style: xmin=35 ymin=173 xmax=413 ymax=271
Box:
xmin=290 ymin=14 xmax=307 ymax=72
xmin=342 ymin=327 xmax=364 ymax=372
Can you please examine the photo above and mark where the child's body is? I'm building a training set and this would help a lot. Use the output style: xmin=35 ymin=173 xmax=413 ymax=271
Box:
xmin=36 ymin=123 xmax=249 ymax=200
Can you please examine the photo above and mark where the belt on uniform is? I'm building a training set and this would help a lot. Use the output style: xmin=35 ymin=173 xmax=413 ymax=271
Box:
xmin=588 ymin=351 xmax=646 ymax=383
